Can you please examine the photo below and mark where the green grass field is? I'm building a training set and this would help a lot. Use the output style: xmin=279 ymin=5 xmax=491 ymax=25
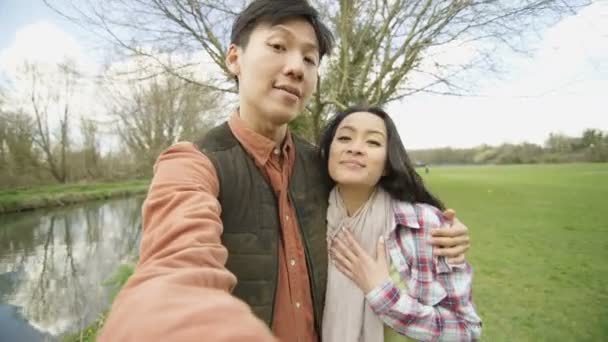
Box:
xmin=420 ymin=163 xmax=608 ymax=341
xmin=58 ymin=164 xmax=608 ymax=341
xmin=0 ymin=180 xmax=149 ymax=214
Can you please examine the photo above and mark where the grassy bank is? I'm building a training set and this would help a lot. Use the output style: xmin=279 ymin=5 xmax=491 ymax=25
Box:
xmin=424 ymin=163 xmax=608 ymax=341
xmin=0 ymin=180 xmax=149 ymax=214
xmin=63 ymin=264 xmax=136 ymax=342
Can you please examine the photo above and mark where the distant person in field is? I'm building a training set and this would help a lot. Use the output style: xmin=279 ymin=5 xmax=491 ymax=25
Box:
xmin=321 ymin=106 xmax=481 ymax=341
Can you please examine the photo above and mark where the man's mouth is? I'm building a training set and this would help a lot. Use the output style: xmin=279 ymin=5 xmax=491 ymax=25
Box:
xmin=273 ymin=84 xmax=301 ymax=99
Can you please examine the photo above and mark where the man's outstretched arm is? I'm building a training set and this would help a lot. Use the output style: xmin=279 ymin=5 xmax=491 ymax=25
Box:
xmin=98 ymin=142 xmax=275 ymax=342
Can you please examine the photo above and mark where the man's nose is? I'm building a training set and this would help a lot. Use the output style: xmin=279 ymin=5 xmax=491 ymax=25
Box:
xmin=284 ymin=53 xmax=305 ymax=81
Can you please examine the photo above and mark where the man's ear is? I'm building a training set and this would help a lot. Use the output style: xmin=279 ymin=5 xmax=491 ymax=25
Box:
xmin=313 ymin=72 xmax=320 ymax=92
xmin=225 ymin=43 xmax=241 ymax=76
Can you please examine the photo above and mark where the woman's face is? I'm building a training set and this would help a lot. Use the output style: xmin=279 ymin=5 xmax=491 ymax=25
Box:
xmin=328 ymin=111 xmax=388 ymax=190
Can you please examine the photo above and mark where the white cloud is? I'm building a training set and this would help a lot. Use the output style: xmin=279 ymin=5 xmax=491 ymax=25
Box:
xmin=390 ymin=1 xmax=608 ymax=149
xmin=0 ymin=21 xmax=102 ymax=140
xmin=0 ymin=21 xmax=92 ymax=76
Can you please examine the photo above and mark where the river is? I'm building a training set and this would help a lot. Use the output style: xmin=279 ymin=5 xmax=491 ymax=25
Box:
xmin=0 ymin=196 xmax=144 ymax=341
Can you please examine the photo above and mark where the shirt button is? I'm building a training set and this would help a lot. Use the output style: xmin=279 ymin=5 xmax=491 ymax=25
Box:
xmin=295 ymin=302 xmax=301 ymax=309
xmin=285 ymin=215 xmax=290 ymax=221
xmin=290 ymin=259 xmax=296 ymax=267
xmin=273 ymin=148 xmax=280 ymax=155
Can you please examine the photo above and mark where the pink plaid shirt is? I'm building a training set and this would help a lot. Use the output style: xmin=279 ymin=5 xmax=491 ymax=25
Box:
xmin=365 ymin=202 xmax=482 ymax=341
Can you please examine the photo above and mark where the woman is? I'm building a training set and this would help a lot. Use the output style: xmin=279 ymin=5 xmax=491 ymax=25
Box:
xmin=320 ymin=106 xmax=482 ymax=342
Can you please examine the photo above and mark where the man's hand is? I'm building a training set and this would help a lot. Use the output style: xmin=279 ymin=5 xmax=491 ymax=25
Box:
xmin=430 ymin=209 xmax=471 ymax=264
xmin=330 ymin=228 xmax=390 ymax=294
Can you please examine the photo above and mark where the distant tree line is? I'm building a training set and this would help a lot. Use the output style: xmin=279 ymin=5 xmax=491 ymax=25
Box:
xmin=2 ymin=60 xmax=604 ymax=190
xmin=0 ymin=61 xmax=220 ymax=189
xmin=410 ymin=129 xmax=608 ymax=166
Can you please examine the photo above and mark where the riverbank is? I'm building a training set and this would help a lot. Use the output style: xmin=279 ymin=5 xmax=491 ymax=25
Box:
xmin=62 ymin=263 xmax=136 ymax=342
xmin=0 ymin=180 xmax=149 ymax=214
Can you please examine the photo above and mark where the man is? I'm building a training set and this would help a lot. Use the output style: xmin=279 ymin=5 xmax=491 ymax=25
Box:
xmin=99 ymin=1 xmax=471 ymax=341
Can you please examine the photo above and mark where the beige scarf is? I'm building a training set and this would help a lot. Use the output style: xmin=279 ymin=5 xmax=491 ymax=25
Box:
xmin=322 ymin=186 xmax=394 ymax=342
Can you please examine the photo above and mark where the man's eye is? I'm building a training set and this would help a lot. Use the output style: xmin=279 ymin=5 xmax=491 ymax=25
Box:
xmin=304 ymin=57 xmax=317 ymax=66
xmin=270 ymin=43 xmax=285 ymax=51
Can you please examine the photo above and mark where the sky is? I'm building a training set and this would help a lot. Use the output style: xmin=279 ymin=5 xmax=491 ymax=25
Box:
xmin=0 ymin=0 xmax=606 ymax=149
xmin=390 ymin=0 xmax=608 ymax=148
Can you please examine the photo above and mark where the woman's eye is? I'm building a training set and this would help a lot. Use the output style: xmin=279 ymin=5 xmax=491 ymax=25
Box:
xmin=337 ymin=136 xmax=351 ymax=142
xmin=368 ymin=140 xmax=382 ymax=147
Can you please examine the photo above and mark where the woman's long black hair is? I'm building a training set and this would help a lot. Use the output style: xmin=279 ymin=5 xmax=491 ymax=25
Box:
xmin=318 ymin=105 xmax=445 ymax=210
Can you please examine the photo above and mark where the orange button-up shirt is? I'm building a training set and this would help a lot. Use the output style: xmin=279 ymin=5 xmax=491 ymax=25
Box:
xmin=229 ymin=114 xmax=318 ymax=342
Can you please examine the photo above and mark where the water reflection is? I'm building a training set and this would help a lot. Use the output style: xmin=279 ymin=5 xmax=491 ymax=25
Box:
xmin=0 ymin=196 xmax=143 ymax=341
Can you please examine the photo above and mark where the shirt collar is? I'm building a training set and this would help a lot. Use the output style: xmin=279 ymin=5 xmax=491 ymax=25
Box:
xmin=392 ymin=201 xmax=421 ymax=230
xmin=228 ymin=112 xmax=293 ymax=166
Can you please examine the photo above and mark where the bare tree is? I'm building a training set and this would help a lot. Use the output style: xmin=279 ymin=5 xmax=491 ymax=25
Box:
xmin=105 ymin=69 xmax=221 ymax=174
xmin=20 ymin=61 xmax=81 ymax=183
xmin=80 ymin=117 xmax=102 ymax=179
xmin=44 ymin=0 xmax=241 ymax=92
xmin=45 ymin=0 xmax=590 ymax=139
xmin=0 ymin=92 xmax=7 ymax=170
xmin=0 ymin=110 xmax=42 ymax=187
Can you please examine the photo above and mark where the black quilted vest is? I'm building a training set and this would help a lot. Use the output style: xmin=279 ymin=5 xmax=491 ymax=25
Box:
xmin=196 ymin=122 xmax=328 ymax=330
